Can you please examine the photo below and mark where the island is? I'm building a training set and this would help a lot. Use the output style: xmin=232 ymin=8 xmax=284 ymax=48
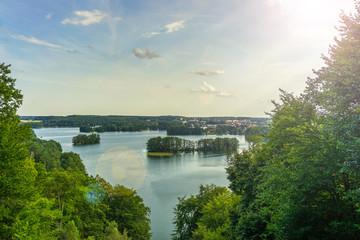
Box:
xmin=72 ymin=133 xmax=100 ymax=146
xmin=146 ymin=136 xmax=239 ymax=156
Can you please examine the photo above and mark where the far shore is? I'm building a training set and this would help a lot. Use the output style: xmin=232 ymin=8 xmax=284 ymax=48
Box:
xmin=147 ymin=152 xmax=174 ymax=157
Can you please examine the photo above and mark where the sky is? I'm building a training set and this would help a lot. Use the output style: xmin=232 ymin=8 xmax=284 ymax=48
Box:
xmin=0 ymin=0 xmax=356 ymax=117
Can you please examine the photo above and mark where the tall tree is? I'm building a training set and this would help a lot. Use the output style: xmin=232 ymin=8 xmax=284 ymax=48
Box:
xmin=0 ymin=63 xmax=38 ymax=238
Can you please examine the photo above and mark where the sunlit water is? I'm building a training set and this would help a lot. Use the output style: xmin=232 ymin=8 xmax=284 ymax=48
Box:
xmin=33 ymin=128 xmax=249 ymax=240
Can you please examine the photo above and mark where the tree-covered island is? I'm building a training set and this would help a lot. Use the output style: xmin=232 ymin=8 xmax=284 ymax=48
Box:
xmin=72 ymin=133 xmax=100 ymax=146
xmin=146 ymin=136 xmax=239 ymax=155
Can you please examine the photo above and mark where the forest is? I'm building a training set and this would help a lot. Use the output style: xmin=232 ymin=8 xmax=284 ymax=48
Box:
xmin=171 ymin=3 xmax=360 ymax=239
xmin=0 ymin=64 xmax=151 ymax=239
xmin=146 ymin=136 xmax=239 ymax=153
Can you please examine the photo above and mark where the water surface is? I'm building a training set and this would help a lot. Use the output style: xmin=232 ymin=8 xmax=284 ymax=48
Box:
xmin=33 ymin=128 xmax=248 ymax=240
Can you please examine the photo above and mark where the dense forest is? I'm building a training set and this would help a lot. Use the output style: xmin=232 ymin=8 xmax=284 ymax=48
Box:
xmin=146 ymin=136 xmax=239 ymax=153
xmin=72 ymin=133 xmax=101 ymax=146
xmin=0 ymin=64 xmax=151 ymax=239
xmin=172 ymin=3 xmax=360 ymax=239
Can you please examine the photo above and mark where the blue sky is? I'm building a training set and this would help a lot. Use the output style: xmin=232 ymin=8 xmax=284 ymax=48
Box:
xmin=0 ymin=0 xmax=355 ymax=117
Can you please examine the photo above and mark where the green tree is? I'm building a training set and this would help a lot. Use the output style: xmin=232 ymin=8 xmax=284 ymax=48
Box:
xmin=192 ymin=192 xmax=238 ymax=240
xmin=0 ymin=63 xmax=38 ymax=238
xmin=60 ymin=151 xmax=86 ymax=174
xmin=28 ymin=137 xmax=62 ymax=171
xmin=12 ymin=198 xmax=62 ymax=240
xmin=172 ymin=184 xmax=228 ymax=240
xmin=104 ymin=184 xmax=151 ymax=240
xmin=63 ymin=220 xmax=81 ymax=240
xmin=104 ymin=221 xmax=132 ymax=240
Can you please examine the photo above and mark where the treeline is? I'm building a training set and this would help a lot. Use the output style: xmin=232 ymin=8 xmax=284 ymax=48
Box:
xmin=22 ymin=115 xmax=269 ymax=129
xmin=80 ymin=122 xmax=168 ymax=132
xmin=172 ymin=4 xmax=360 ymax=239
xmin=166 ymin=125 xmax=246 ymax=135
xmin=0 ymin=63 xmax=151 ymax=239
xmin=146 ymin=136 xmax=239 ymax=153
xmin=22 ymin=115 xmax=269 ymax=136
xmin=167 ymin=125 xmax=202 ymax=135
xmin=22 ymin=115 xmax=184 ymax=131
xmin=73 ymin=133 xmax=100 ymax=146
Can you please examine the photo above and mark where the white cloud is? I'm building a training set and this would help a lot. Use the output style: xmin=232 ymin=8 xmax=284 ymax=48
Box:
xmin=192 ymin=81 xmax=217 ymax=93
xmin=164 ymin=20 xmax=185 ymax=33
xmin=192 ymin=81 xmax=233 ymax=97
xmin=190 ymin=70 xmax=225 ymax=76
xmin=217 ymin=91 xmax=233 ymax=97
xmin=133 ymin=48 xmax=160 ymax=59
xmin=11 ymin=35 xmax=76 ymax=53
xmin=113 ymin=17 xmax=122 ymax=21
xmin=45 ymin=13 xmax=52 ymax=20
xmin=142 ymin=32 xmax=161 ymax=38
xmin=143 ymin=20 xmax=185 ymax=38
xmin=61 ymin=10 xmax=121 ymax=26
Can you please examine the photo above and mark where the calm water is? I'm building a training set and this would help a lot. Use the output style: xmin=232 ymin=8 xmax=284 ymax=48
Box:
xmin=33 ymin=128 xmax=249 ymax=240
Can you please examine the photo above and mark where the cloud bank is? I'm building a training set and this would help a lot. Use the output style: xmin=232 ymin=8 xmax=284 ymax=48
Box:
xmin=133 ymin=48 xmax=160 ymax=59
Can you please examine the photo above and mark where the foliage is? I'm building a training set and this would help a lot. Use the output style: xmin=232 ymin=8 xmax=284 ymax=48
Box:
xmin=60 ymin=152 xmax=86 ymax=174
xmin=173 ymin=2 xmax=360 ymax=239
xmin=72 ymin=133 xmax=100 ymax=146
xmin=0 ymin=63 xmax=23 ymax=120
xmin=104 ymin=221 xmax=132 ymax=240
xmin=146 ymin=136 xmax=239 ymax=153
xmin=244 ymin=126 xmax=268 ymax=145
xmin=192 ymin=192 xmax=239 ymax=240
xmin=223 ymin=3 xmax=360 ymax=237
xmin=172 ymin=184 xmax=229 ymax=240
xmin=0 ymin=63 xmax=38 ymax=239
xmin=98 ymin=176 xmax=151 ymax=240
xmin=12 ymin=198 xmax=62 ymax=240
xmin=167 ymin=125 xmax=202 ymax=135
xmin=0 ymin=62 xmax=152 ymax=239
xmin=28 ymin=137 xmax=62 ymax=171
xmin=146 ymin=136 xmax=195 ymax=153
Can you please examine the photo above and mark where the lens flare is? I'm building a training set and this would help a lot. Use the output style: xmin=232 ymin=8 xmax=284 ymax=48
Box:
xmin=83 ymin=183 xmax=106 ymax=205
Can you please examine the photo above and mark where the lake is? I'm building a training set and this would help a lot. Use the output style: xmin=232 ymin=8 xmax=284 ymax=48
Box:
xmin=33 ymin=128 xmax=249 ymax=240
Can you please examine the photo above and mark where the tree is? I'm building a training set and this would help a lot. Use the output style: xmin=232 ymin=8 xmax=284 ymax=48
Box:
xmin=28 ymin=137 xmax=62 ymax=171
xmin=60 ymin=151 xmax=86 ymax=174
xmin=12 ymin=198 xmax=62 ymax=240
xmin=104 ymin=185 xmax=151 ymax=240
xmin=172 ymin=184 xmax=228 ymax=240
xmin=0 ymin=63 xmax=38 ymax=238
xmin=63 ymin=220 xmax=81 ymax=240
xmin=104 ymin=221 xmax=132 ymax=240
xmin=0 ymin=63 xmax=23 ymax=119
xmin=192 ymin=192 xmax=238 ymax=240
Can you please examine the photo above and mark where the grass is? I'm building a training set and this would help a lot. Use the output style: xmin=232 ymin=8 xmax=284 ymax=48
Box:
xmin=147 ymin=152 xmax=174 ymax=157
